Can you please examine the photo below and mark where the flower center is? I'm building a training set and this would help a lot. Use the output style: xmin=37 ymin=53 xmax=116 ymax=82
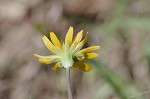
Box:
xmin=61 ymin=53 xmax=74 ymax=68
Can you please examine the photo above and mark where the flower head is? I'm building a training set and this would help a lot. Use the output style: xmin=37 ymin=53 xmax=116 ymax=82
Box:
xmin=34 ymin=27 xmax=100 ymax=72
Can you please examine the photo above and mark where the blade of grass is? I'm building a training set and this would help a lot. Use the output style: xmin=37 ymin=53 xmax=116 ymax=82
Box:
xmin=89 ymin=60 xmax=146 ymax=99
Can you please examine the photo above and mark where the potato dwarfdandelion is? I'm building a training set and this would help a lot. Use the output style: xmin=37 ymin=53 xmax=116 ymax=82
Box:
xmin=34 ymin=26 xmax=100 ymax=99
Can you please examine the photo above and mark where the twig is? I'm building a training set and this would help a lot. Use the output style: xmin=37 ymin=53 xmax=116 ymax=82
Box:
xmin=127 ymin=90 xmax=150 ymax=98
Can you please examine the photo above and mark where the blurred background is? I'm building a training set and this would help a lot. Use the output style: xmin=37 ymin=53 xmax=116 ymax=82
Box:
xmin=0 ymin=0 xmax=150 ymax=99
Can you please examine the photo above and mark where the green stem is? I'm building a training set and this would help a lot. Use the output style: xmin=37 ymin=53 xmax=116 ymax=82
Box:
xmin=66 ymin=68 xmax=73 ymax=99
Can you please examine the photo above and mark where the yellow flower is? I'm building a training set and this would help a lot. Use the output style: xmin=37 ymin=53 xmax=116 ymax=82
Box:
xmin=34 ymin=27 xmax=100 ymax=72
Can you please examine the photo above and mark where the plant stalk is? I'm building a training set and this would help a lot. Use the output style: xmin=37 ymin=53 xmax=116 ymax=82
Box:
xmin=66 ymin=68 xmax=73 ymax=99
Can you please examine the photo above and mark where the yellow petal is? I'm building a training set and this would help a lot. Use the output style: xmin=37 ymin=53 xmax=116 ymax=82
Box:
xmin=38 ymin=59 xmax=51 ymax=64
xmin=50 ymin=32 xmax=62 ymax=49
xmin=85 ymin=52 xmax=99 ymax=59
xmin=80 ymin=32 xmax=88 ymax=46
xmin=52 ymin=62 xmax=60 ymax=71
xmin=65 ymin=26 xmax=73 ymax=45
xmin=72 ymin=32 xmax=88 ymax=52
xmin=73 ymin=30 xmax=83 ymax=45
xmin=79 ymin=46 xmax=100 ymax=53
xmin=42 ymin=35 xmax=54 ymax=52
xmin=71 ymin=65 xmax=77 ymax=70
xmin=74 ymin=61 xmax=92 ymax=72
xmin=34 ymin=54 xmax=58 ymax=59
